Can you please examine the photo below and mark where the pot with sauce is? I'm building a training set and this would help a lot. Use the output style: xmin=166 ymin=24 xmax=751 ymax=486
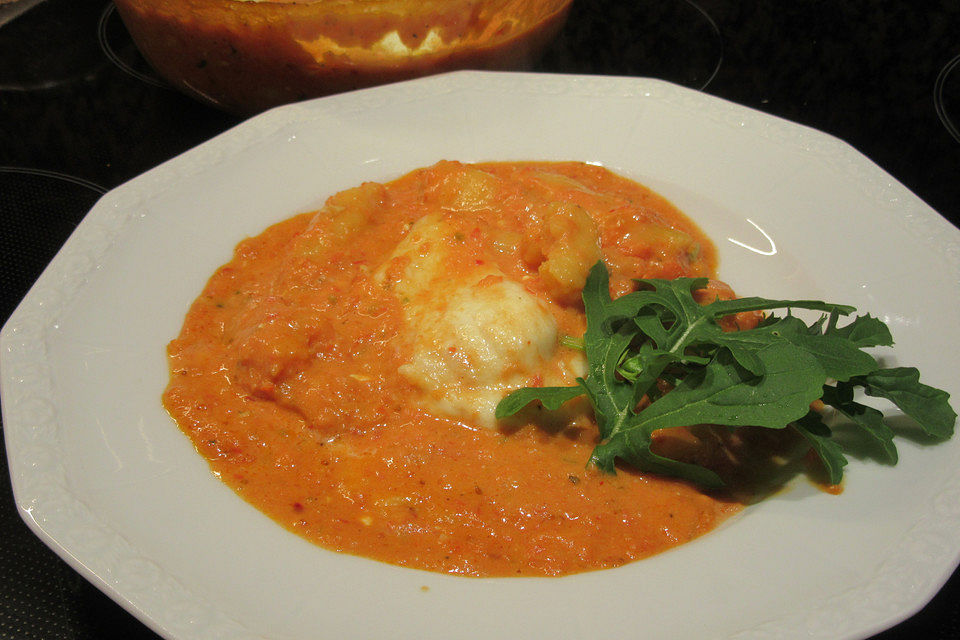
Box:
xmin=113 ymin=0 xmax=574 ymax=115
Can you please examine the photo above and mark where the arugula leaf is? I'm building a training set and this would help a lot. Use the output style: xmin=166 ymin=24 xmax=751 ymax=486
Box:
xmin=494 ymin=385 xmax=584 ymax=418
xmin=826 ymin=314 xmax=893 ymax=348
xmin=794 ymin=411 xmax=849 ymax=484
xmin=854 ymin=368 xmax=956 ymax=438
xmin=821 ymin=384 xmax=897 ymax=463
xmin=496 ymin=261 xmax=957 ymax=487
xmin=591 ymin=345 xmax=825 ymax=487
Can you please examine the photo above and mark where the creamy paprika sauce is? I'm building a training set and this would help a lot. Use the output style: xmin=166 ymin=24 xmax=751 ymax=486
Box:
xmin=164 ymin=161 xmax=746 ymax=576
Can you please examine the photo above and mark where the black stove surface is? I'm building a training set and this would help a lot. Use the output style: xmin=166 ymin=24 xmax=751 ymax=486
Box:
xmin=2 ymin=1 xmax=959 ymax=638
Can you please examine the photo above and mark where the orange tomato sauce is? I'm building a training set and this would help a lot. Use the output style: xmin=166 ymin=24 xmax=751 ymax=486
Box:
xmin=164 ymin=161 xmax=743 ymax=576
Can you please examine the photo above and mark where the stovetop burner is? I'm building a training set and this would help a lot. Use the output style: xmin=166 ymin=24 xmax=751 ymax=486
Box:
xmin=936 ymin=53 xmax=960 ymax=143
xmin=541 ymin=0 xmax=723 ymax=90
xmin=97 ymin=3 xmax=165 ymax=89
xmin=0 ymin=0 xmax=107 ymax=91
xmin=0 ymin=167 xmax=105 ymax=321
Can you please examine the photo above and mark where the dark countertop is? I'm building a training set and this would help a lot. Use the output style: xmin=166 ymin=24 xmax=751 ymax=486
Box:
xmin=1 ymin=1 xmax=958 ymax=638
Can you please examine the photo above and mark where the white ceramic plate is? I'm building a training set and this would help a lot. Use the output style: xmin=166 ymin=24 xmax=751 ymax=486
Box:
xmin=3 ymin=71 xmax=959 ymax=640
